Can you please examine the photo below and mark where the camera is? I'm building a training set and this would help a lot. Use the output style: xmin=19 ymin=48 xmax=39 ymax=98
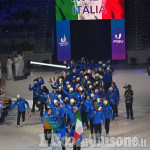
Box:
xmin=123 ymin=84 xmax=128 ymax=89
xmin=123 ymin=84 xmax=132 ymax=89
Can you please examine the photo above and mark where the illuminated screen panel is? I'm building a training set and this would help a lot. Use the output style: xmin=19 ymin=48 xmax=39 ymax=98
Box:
xmin=55 ymin=0 xmax=124 ymax=21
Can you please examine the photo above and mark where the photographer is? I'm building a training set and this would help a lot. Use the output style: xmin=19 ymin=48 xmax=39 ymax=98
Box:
xmin=124 ymin=85 xmax=134 ymax=120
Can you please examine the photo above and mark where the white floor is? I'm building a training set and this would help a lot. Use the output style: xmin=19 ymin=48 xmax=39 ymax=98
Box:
xmin=0 ymin=68 xmax=150 ymax=150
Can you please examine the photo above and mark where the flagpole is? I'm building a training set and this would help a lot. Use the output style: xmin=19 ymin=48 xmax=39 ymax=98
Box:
xmin=30 ymin=61 xmax=70 ymax=69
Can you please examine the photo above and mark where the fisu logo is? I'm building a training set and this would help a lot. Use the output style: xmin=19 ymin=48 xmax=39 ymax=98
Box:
xmin=61 ymin=34 xmax=67 ymax=43
xmin=113 ymin=33 xmax=124 ymax=44
xmin=115 ymin=34 xmax=122 ymax=40
xmin=59 ymin=34 xmax=68 ymax=47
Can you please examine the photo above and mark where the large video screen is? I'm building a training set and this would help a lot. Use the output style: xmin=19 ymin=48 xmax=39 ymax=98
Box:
xmin=56 ymin=0 xmax=124 ymax=20
xmin=55 ymin=0 xmax=125 ymax=61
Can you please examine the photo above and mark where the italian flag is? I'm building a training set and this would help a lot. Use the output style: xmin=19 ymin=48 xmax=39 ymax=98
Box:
xmin=99 ymin=75 xmax=103 ymax=80
xmin=94 ymin=68 xmax=97 ymax=71
xmin=73 ymin=110 xmax=83 ymax=144
xmin=98 ymin=67 xmax=102 ymax=72
xmin=97 ymin=98 xmax=102 ymax=103
xmin=70 ymin=60 xmax=74 ymax=65
xmin=58 ymin=78 xmax=63 ymax=83
xmin=50 ymin=77 xmax=55 ymax=83
xmin=86 ymin=69 xmax=92 ymax=74
xmin=84 ymin=76 xmax=89 ymax=80
xmin=55 ymin=70 xmax=60 ymax=74
xmin=37 ymin=100 xmax=41 ymax=105
xmin=78 ymin=85 xmax=84 ymax=92
xmin=97 ymin=106 xmax=102 ymax=111
xmin=63 ymin=61 xmax=67 ymax=65
xmin=73 ymin=69 xmax=77 ymax=73
xmin=63 ymin=70 xmax=67 ymax=74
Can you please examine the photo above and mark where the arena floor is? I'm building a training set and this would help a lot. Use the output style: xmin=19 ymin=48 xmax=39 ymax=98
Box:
xmin=0 ymin=67 xmax=150 ymax=150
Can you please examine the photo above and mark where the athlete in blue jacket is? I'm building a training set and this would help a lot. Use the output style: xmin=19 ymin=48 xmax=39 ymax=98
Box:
xmin=81 ymin=95 xmax=93 ymax=129
xmin=38 ymin=86 xmax=49 ymax=117
xmin=111 ymin=82 xmax=120 ymax=117
xmin=91 ymin=103 xmax=105 ymax=143
xmin=47 ymin=100 xmax=63 ymax=117
xmin=102 ymin=100 xmax=113 ymax=136
xmin=49 ymin=87 xmax=58 ymax=104
xmin=55 ymin=126 xmax=69 ymax=150
xmin=29 ymin=81 xmax=40 ymax=112
xmin=107 ymin=87 xmax=117 ymax=120
xmin=9 ymin=94 xmax=30 ymax=127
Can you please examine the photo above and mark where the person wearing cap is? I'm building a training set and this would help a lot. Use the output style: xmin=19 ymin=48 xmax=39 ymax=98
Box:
xmin=91 ymin=103 xmax=105 ymax=143
xmin=94 ymin=88 xmax=102 ymax=99
xmin=9 ymin=95 xmax=30 ymax=127
xmin=106 ymin=87 xmax=117 ymax=120
xmin=102 ymin=100 xmax=113 ymax=136
xmin=81 ymin=95 xmax=93 ymax=129
xmin=29 ymin=81 xmax=41 ymax=112
xmin=41 ymin=108 xmax=54 ymax=147
xmin=87 ymin=99 xmax=97 ymax=139
xmin=62 ymin=86 xmax=75 ymax=101
xmin=57 ymin=94 xmax=64 ymax=104
xmin=67 ymin=99 xmax=75 ymax=112
xmin=49 ymin=87 xmax=58 ymax=104
xmin=38 ymin=86 xmax=49 ymax=117
xmin=47 ymin=100 xmax=63 ymax=117
xmin=111 ymin=82 xmax=120 ymax=117
xmin=124 ymin=85 xmax=134 ymax=120
xmin=34 ymin=77 xmax=45 ymax=89
xmin=58 ymin=87 xmax=65 ymax=98
xmin=71 ymin=78 xmax=76 ymax=90
xmin=76 ymin=77 xmax=80 ymax=84
xmin=65 ymin=81 xmax=70 ymax=89
xmin=67 ymin=106 xmax=78 ymax=128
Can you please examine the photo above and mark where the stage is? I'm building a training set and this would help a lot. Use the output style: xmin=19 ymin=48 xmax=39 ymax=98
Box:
xmin=0 ymin=66 xmax=150 ymax=150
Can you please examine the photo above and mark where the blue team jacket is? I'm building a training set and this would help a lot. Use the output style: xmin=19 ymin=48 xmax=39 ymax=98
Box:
xmin=91 ymin=109 xmax=105 ymax=124
xmin=102 ymin=104 xmax=113 ymax=119
xmin=47 ymin=103 xmax=63 ymax=117
xmin=29 ymin=85 xmax=41 ymax=98
xmin=49 ymin=92 xmax=58 ymax=103
xmin=107 ymin=91 xmax=117 ymax=105
xmin=55 ymin=127 xmax=69 ymax=140
xmin=10 ymin=98 xmax=30 ymax=112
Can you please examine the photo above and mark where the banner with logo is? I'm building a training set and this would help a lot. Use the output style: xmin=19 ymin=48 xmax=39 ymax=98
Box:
xmin=56 ymin=0 xmax=124 ymax=20
xmin=43 ymin=117 xmax=65 ymax=129
xmin=56 ymin=21 xmax=71 ymax=61
xmin=111 ymin=19 xmax=126 ymax=60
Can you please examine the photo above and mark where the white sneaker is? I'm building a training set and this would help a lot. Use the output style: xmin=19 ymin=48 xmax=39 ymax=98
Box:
xmin=22 ymin=121 xmax=25 ymax=125
xmin=105 ymin=133 xmax=109 ymax=137
xmin=21 ymin=121 xmax=25 ymax=126
xmin=17 ymin=125 xmax=20 ymax=128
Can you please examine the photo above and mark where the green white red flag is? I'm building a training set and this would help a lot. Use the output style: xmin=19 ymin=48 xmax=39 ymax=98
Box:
xmin=97 ymin=98 xmax=102 ymax=103
xmin=78 ymin=85 xmax=84 ymax=92
xmin=97 ymin=106 xmax=102 ymax=111
xmin=73 ymin=110 xmax=83 ymax=144
xmin=84 ymin=76 xmax=89 ymax=80
xmin=50 ymin=77 xmax=55 ymax=83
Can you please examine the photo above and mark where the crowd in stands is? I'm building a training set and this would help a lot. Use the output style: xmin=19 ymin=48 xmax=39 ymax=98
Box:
xmin=0 ymin=0 xmax=40 ymax=52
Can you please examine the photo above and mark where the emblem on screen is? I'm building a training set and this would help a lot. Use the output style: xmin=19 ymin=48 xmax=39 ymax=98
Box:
xmin=115 ymin=34 xmax=122 ymax=40
xmin=59 ymin=34 xmax=69 ymax=47
xmin=113 ymin=33 xmax=124 ymax=44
